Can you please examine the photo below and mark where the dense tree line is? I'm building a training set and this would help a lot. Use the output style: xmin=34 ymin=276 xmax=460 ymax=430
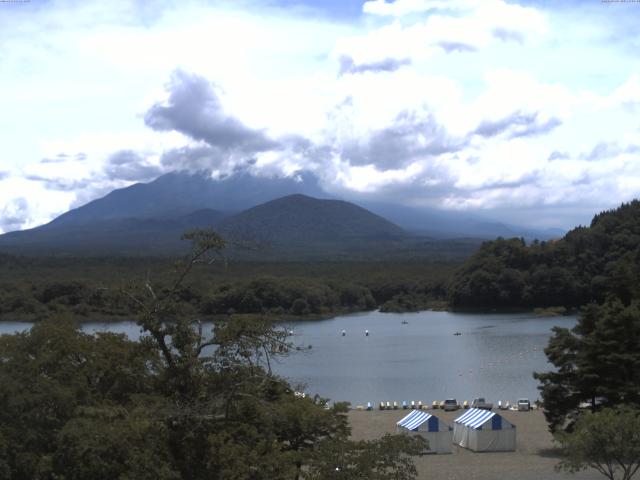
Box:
xmin=449 ymin=201 xmax=640 ymax=309
xmin=0 ymin=230 xmax=426 ymax=479
xmin=0 ymin=257 xmax=455 ymax=320
xmin=202 ymin=277 xmax=376 ymax=316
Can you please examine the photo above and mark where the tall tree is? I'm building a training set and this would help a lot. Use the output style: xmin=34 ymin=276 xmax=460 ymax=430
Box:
xmin=535 ymin=299 xmax=640 ymax=432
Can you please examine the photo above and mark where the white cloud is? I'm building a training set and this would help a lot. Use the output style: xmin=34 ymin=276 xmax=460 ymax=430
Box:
xmin=0 ymin=0 xmax=638 ymax=233
xmin=609 ymin=74 xmax=640 ymax=111
xmin=348 ymin=0 xmax=547 ymax=67
xmin=362 ymin=0 xmax=474 ymax=17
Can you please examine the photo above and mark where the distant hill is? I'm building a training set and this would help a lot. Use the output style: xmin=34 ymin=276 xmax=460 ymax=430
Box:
xmin=448 ymin=200 xmax=640 ymax=308
xmin=219 ymin=194 xmax=406 ymax=243
xmin=358 ymin=201 xmax=564 ymax=240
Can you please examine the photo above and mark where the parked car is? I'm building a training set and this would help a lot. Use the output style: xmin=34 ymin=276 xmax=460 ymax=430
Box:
xmin=471 ymin=397 xmax=493 ymax=410
xmin=443 ymin=399 xmax=460 ymax=411
xmin=517 ymin=398 xmax=531 ymax=411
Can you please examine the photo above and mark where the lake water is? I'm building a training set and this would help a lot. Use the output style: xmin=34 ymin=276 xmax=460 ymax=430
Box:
xmin=0 ymin=310 xmax=575 ymax=407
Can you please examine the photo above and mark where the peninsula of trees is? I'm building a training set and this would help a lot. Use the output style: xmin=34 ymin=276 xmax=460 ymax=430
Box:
xmin=448 ymin=200 xmax=640 ymax=309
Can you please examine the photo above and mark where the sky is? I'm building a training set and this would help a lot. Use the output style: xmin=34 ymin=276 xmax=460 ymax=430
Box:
xmin=1 ymin=0 xmax=639 ymax=233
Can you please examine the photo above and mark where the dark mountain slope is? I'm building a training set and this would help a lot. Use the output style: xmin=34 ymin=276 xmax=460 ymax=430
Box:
xmin=218 ymin=194 xmax=407 ymax=243
xmin=0 ymin=209 xmax=227 ymax=255
xmin=31 ymin=169 xmax=559 ymax=240
xmin=0 ymin=194 xmax=410 ymax=257
xmin=0 ymin=192 xmax=482 ymax=260
xmin=2 ymin=167 xmax=559 ymax=243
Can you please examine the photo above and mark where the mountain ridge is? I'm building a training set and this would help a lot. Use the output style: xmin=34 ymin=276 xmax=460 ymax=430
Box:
xmin=0 ymin=170 xmax=562 ymax=258
xmin=30 ymin=170 xmax=563 ymax=241
xmin=0 ymin=193 xmax=424 ymax=258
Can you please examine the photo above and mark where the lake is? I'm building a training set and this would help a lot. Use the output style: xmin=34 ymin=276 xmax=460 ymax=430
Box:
xmin=0 ymin=310 xmax=574 ymax=407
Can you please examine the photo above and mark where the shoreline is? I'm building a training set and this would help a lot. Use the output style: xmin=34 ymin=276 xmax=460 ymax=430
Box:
xmin=0 ymin=304 xmax=576 ymax=324
xmin=348 ymin=409 xmax=601 ymax=479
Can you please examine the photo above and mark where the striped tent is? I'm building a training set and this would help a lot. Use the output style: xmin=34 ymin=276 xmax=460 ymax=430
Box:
xmin=453 ymin=408 xmax=516 ymax=452
xmin=396 ymin=410 xmax=452 ymax=454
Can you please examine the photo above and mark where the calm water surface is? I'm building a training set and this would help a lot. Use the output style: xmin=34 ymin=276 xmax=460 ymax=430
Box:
xmin=1 ymin=310 xmax=575 ymax=406
xmin=274 ymin=310 xmax=575 ymax=406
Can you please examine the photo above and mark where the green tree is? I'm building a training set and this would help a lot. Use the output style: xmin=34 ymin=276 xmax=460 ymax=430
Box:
xmin=555 ymin=407 xmax=640 ymax=480
xmin=535 ymin=299 xmax=640 ymax=432
xmin=0 ymin=229 xmax=427 ymax=479
xmin=53 ymin=405 xmax=180 ymax=480
xmin=0 ymin=317 xmax=159 ymax=479
xmin=304 ymin=434 xmax=427 ymax=480
xmin=122 ymin=229 xmax=425 ymax=479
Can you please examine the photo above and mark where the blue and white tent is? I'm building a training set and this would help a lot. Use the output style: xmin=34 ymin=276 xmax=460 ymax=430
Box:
xmin=396 ymin=410 xmax=452 ymax=454
xmin=453 ymin=408 xmax=516 ymax=452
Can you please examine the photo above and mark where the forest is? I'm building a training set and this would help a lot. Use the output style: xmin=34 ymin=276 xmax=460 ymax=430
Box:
xmin=0 ymin=254 xmax=454 ymax=321
xmin=448 ymin=200 xmax=640 ymax=309
xmin=0 ymin=231 xmax=427 ymax=479
xmin=1 ymin=200 xmax=640 ymax=324
xmin=3 ymin=201 xmax=640 ymax=321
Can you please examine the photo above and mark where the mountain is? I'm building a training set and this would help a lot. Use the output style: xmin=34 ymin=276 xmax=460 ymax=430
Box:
xmin=358 ymin=201 xmax=564 ymax=240
xmin=0 ymin=170 xmax=560 ymax=257
xmin=218 ymin=194 xmax=406 ymax=243
xmin=0 ymin=191 xmax=482 ymax=259
xmin=0 ymin=209 xmax=228 ymax=255
xmin=18 ymin=169 xmax=561 ymax=241
xmin=37 ymin=170 xmax=560 ymax=240
xmin=42 ymin=170 xmax=327 ymax=229
xmin=0 ymin=193 xmax=411 ymax=257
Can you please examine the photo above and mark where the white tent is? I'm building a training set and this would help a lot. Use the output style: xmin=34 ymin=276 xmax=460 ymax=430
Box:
xmin=452 ymin=408 xmax=516 ymax=452
xmin=396 ymin=410 xmax=453 ymax=454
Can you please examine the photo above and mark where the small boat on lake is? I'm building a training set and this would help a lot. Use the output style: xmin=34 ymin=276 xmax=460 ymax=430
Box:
xmin=453 ymin=332 xmax=462 ymax=336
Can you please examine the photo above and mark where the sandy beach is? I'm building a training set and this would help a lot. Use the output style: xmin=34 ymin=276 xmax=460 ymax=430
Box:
xmin=348 ymin=408 xmax=603 ymax=480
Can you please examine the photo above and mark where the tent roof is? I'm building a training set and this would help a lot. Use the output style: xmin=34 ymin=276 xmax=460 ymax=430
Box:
xmin=397 ymin=410 xmax=434 ymax=431
xmin=454 ymin=408 xmax=501 ymax=430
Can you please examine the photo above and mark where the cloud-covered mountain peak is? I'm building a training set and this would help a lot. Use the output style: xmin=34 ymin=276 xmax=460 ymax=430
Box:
xmin=38 ymin=170 xmax=326 ymax=229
